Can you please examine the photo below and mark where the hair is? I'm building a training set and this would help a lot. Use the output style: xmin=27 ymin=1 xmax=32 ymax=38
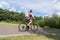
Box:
xmin=30 ymin=10 xmax=32 ymax=13
xmin=29 ymin=10 xmax=32 ymax=17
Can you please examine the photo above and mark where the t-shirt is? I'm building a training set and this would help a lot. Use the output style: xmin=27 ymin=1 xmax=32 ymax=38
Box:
xmin=25 ymin=13 xmax=33 ymax=20
xmin=25 ymin=16 xmax=30 ymax=20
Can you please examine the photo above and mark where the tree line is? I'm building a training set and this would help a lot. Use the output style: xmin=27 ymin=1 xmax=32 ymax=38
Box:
xmin=0 ymin=8 xmax=25 ymax=24
xmin=0 ymin=8 xmax=60 ymax=29
xmin=35 ymin=14 xmax=60 ymax=29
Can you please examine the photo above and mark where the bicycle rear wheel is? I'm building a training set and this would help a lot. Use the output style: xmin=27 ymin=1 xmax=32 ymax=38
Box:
xmin=18 ymin=23 xmax=26 ymax=32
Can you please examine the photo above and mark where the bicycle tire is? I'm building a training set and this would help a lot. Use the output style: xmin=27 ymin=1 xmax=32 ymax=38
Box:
xmin=18 ymin=23 xmax=26 ymax=32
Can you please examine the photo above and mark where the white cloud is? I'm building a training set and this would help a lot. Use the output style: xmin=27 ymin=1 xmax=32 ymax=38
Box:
xmin=57 ymin=12 xmax=60 ymax=16
xmin=20 ymin=7 xmax=25 ymax=9
xmin=16 ymin=10 xmax=21 ymax=13
xmin=0 ymin=1 xmax=9 ymax=9
xmin=0 ymin=4 xmax=3 ymax=8
xmin=12 ymin=0 xmax=56 ymax=14
xmin=0 ymin=0 xmax=60 ymax=16
xmin=54 ymin=2 xmax=60 ymax=11
xmin=54 ymin=0 xmax=58 ymax=3
xmin=9 ymin=6 xmax=16 ymax=12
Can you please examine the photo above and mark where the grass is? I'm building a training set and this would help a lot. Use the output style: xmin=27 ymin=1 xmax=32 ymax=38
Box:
xmin=0 ymin=22 xmax=19 ymax=26
xmin=0 ymin=22 xmax=36 ymax=27
xmin=0 ymin=21 xmax=25 ymax=26
xmin=0 ymin=34 xmax=60 ymax=40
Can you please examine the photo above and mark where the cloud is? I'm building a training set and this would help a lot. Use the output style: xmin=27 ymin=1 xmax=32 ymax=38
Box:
xmin=0 ymin=1 xmax=9 ymax=9
xmin=54 ymin=2 xmax=60 ymax=11
xmin=0 ymin=0 xmax=60 ymax=16
xmin=16 ymin=10 xmax=21 ymax=13
xmin=9 ymin=6 xmax=16 ymax=12
xmin=56 ymin=12 xmax=60 ymax=16
xmin=11 ymin=0 xmax=57 ymax=15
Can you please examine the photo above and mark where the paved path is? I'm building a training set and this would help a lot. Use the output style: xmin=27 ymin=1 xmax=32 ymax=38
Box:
xmin=31 ymin=28 xmax=60 ymax=34
xmin=0 ymin=24 xmax=60 ymax=36
xmin=0 ymin=24 xmax=30 ymax=36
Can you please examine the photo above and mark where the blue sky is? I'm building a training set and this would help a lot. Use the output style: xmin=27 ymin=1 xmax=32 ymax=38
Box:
xmin=0 ymin=0 xmax=60 ymax=17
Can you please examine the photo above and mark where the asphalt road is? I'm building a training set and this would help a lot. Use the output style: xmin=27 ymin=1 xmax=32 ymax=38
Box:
xmin=0 ymin=24 xmax=30 ymax=36
xmin=0 ymin=24 xmax=60 ymax=36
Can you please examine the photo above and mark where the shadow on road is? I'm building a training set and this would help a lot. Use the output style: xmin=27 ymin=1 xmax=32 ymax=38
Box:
xmin=17 ymin=23 xmax=60 ymax=40
xmin=28 ymin=27 xmax=60 ymax=34
xmin=28 ymin=28 xmax=60 ymax=40
xmin=18 ymin=25 xmax=60 ymax=40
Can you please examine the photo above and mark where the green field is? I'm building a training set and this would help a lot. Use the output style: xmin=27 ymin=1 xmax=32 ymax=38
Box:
xmin=0 ymin=34 xmax=60 ymax=40
xmin=0 ymin=22 xmax=20 ymax=27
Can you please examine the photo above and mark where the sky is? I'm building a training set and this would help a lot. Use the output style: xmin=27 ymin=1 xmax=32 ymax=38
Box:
xmin=0 ymin=0 xmax=60 ymax=17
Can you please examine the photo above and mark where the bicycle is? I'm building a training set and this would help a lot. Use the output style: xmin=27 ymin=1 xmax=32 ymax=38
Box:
xmin=18 ymin=22 xmax=37 ymax=32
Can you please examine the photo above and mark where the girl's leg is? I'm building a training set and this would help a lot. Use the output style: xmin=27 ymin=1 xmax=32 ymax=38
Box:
xmin=28 ymin=20 xmax=32 ymax=26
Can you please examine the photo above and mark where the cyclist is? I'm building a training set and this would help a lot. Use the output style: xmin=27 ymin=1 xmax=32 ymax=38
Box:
xmin=25 ymin=10 xmax=35 ymax=31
